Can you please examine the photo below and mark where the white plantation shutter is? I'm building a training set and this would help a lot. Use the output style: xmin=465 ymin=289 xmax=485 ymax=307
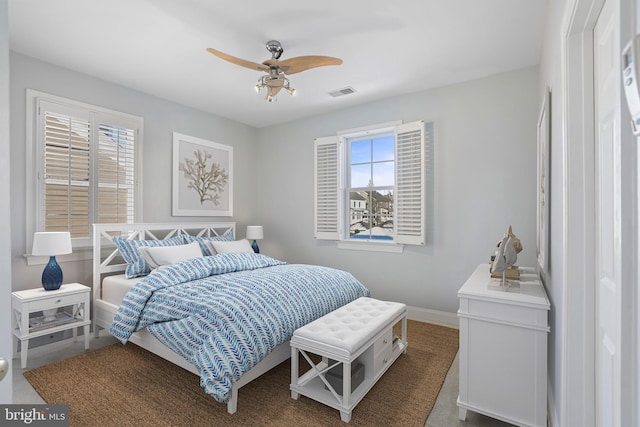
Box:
xmin=36 ymin=97 xmax=140 ymax=242
xmin=97 ymin=123 xmax=136 ymax=224
xmin=314 ymin=136 xmax=340 ymax=239
xmin=394 ymin=120 xmax=427 ymax=245
xmin=42 ymin=107 xmax=92 ymax=238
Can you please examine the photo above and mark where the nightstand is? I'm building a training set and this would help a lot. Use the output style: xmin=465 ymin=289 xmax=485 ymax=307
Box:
xmin=12 ymin=283 xmax=91 ymax=369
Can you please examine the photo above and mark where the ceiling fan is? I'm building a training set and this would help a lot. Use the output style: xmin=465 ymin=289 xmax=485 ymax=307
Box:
xmin=206 ymin=40 xmax=343 ymax=102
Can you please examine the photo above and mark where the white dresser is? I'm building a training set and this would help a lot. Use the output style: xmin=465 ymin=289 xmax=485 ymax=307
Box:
xmin=457 ymin=264 xmax=550 ymax=427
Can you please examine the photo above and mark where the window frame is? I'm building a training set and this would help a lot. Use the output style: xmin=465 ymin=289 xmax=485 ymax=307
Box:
xmin=342 ymin=124 xmax=397 ymax=244
xmin=26 ymin=90 xmax=143 ymax=256
xmin=314 ymin=120 xmax=429 ymax=253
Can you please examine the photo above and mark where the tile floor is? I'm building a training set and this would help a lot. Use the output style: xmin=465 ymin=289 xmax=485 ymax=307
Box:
xmin=13 ymin=335 xmax=514 ymax=426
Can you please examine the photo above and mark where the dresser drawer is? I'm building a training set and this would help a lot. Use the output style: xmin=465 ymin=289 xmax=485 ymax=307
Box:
xmin=28 ymin=292 xmax=87 ymax=311
xmin=459 ymin=297 xmax=548 ymax=329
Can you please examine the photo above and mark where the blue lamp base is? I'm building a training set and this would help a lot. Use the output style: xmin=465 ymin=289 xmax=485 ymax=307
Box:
xmin=42 ymin=255 xmax=63 ymax=291
xmin=251 ymin=240 xmax=260 ymax=253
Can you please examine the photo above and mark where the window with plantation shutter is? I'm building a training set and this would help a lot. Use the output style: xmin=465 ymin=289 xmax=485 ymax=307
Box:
xmin=29 ymin=93 xmax=142 ymax=248
xmin=314 ymin=120 xmax=430 ymax=250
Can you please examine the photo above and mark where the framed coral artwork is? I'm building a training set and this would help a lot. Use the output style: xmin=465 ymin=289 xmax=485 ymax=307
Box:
xmin=536 ymin=88 xmax=550 ymax=273
xmin=172 ymin=132 xmax=233 ymax=216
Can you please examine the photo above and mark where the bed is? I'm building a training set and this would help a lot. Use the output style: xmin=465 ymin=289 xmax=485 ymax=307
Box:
xmin=92 ymin=222 xmax=369 ymax=414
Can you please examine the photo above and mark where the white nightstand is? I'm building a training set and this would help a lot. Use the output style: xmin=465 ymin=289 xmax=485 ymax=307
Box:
xmin=12 ymin=283 xmax=91 ymax=369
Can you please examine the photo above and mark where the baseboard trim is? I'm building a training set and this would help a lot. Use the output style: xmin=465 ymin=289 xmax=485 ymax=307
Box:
xmin=407 ymin=305 xmax=458 ymax=328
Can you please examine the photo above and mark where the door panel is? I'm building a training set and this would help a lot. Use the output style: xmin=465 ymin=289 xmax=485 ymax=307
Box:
xmin=594 ymin=0 xmax=622 ymax=425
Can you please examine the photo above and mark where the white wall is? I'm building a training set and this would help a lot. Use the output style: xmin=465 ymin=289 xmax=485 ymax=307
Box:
xmin=9 ymin=52 xmax=260 ymax=292
xmin=256 ymin=66 xmax=539 ymax=316
xmin=537 ymin=1 xmax=567 ymax=424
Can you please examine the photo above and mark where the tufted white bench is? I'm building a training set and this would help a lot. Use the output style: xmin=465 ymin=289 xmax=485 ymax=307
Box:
xmin=290 ymin=297 xmax=408 ymax=422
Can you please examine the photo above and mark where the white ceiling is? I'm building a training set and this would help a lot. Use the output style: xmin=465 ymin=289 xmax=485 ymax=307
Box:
xmin=8 ymin=0 xmax=547 ymax=128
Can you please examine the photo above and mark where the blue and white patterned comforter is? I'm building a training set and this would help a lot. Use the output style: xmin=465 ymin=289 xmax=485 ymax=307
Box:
xmin=110 ymin=253 xmax=370 ymax=402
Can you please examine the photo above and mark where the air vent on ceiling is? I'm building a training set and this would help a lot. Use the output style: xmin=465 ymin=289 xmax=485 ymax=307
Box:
xmin=328 ymin=87 xmax=356 ymax=98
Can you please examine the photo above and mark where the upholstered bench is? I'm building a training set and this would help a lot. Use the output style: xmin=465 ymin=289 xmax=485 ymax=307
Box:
xmin=290 ymin=297 xmax=408 ymax=422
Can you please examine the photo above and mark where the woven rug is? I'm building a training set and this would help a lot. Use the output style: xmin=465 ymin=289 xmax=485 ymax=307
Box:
xmin=24 ymin=320 xmax=458 ymax=427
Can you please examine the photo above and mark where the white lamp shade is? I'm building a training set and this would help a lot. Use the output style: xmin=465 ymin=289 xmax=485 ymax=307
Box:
xmin=32 ymin=232 xmax=72 ymax=256
xmin=246 ymin=226 xmax=264 ymax=240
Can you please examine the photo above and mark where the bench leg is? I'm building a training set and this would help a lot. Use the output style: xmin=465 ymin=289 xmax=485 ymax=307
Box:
xmin=291 ymin=345 xmax=299 ymax=400
xmin=340 ymin=410 xmax=352 ymax=423
xmin=402 ymin=316 xmax=408 ymax=353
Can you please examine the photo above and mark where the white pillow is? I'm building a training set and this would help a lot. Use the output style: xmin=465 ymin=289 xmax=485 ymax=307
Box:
xmin=206 ymin=239 xmax=254 ymax=254
xmin=138 ymin=241 xmax=203 ymax=269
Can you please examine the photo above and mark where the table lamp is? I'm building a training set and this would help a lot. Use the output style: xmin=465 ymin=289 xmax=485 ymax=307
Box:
xmin=246 ymin=226 xmax=263 ymax=253
xmin=32 ymin=231 xmax=72 ymax=291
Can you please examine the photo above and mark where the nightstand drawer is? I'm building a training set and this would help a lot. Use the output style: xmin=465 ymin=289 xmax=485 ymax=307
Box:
xmin=28 ymin=292 xmax=87 ymax=311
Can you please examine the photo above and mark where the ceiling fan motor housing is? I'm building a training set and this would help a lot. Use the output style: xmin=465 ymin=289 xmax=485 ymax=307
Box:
xmin=266 ymin=40 xmax=283 ymax=59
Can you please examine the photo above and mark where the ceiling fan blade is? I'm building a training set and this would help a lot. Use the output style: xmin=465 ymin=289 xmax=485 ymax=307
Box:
xmin=206 ymin=48 xmax=269 ymax=72
xmin=278 ymin=56 xmax=343 ymax=75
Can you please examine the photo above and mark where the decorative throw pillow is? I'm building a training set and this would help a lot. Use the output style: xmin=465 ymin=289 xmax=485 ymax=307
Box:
xmin=206 ymin=239 xmax=254 ymax=254
xmin=183 ymin=229 xmax=234 ymax=256
xmin=113 ymin=235 xmax=187 ymax=278
xmin=138 ymin=241 xmax=203 ymax=270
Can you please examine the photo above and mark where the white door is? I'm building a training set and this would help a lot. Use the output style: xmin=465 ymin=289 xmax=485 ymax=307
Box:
xmin=594 ymin=0 xmax=622 ymax=425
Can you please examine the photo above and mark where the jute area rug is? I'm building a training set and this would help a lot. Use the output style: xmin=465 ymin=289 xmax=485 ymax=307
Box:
xmin=24 ymin=320 xmax=458 ymax=427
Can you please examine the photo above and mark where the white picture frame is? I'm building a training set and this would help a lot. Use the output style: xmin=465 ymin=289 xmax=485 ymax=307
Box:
xmin=172 ymin=132 xmax=233 ymax=217
xmin=536 ymin=89 xmax=550 ymax=273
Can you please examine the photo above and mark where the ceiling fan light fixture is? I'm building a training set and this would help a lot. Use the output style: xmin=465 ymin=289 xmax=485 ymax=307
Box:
xmin=255 ymin=73 xmax=295 ymax=102
xmin=207 ymin=40 xmax=341 ymax=103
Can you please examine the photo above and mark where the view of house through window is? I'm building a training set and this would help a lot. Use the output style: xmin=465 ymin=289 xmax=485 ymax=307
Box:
xmin=347 ymin=134 xmax=395 ymax=241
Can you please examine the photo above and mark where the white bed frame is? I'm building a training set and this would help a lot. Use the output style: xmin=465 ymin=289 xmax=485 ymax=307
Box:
xmin=92 ymin=222 xmax=291 ymax=414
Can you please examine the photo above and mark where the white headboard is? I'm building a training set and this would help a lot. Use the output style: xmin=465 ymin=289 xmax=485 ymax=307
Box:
xmin=92 ymin=222 xmax=236 ymax=301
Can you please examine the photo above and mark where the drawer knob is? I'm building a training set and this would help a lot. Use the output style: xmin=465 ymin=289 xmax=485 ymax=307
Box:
xmin=383 ymin=339 xmax=388 ymax=344
xmin=55 ymin=299 xmax=61 ymax=304
xmin=383 ymin=358 xmax=388 ymax=364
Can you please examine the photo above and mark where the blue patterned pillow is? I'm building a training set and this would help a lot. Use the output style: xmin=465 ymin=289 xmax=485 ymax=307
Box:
xmin=183 ymin=229 xmax=234 ymax=256
xmin=113 ymin=235 xmax=187 ymax=278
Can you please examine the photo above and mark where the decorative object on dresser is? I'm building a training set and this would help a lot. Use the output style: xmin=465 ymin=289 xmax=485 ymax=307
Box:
xmin=31 ymin=231 xmax=72 ymax=291
xmin=457 ymin=264 xmax=550 ymax=427
xmin=290 ymin=297 xmax=408 ymax=423
xmin=490 ymin=225 xmax=522 ymax=284
xmin=246 ymin=225 xmax=263 ymax=253
xmin=12 ymin=283 xmax=91 ymax=369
